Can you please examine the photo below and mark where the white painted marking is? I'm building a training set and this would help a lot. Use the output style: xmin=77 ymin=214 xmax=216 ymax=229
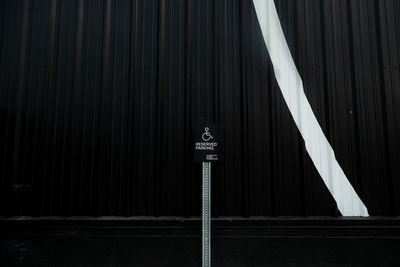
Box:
xmin=252 ymin=0 xmax=368 ymax=216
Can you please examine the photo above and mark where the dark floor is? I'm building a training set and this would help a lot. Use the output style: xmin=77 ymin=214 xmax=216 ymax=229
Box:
xmin=1 ymin=217 xmax=400 ymax=267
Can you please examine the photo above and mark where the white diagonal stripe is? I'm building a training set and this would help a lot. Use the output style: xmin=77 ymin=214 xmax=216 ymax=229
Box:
xmin=252 ymin=0 xmax=368 ymax=216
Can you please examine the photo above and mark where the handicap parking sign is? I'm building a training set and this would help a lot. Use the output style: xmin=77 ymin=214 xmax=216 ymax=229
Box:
xmin=193 ymin=123 xmax=220 ymax=162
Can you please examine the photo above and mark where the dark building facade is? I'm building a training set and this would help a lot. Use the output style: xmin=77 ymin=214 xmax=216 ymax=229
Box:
xmin=0 ymin=0 xmax=399 ymax=217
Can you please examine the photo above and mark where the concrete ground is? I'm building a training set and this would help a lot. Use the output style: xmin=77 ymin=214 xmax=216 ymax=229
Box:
xmin=1 ymin=217 xmax=400 ymax=266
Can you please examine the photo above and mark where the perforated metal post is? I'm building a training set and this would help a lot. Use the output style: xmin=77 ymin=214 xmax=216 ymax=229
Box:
xmin=202 ymin=162 xmax=211 ymax=267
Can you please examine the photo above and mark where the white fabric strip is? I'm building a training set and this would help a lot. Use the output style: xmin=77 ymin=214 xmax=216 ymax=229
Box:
xmin=252 ymin=0 xmax=368 ymax=216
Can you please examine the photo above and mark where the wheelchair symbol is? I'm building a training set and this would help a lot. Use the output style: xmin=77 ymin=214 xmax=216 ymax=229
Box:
xmin=202 ymin=127 xmax=214 ymax=142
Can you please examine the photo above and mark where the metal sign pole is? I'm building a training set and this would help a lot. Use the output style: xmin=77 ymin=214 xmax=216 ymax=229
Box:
xmin=202 ymin=162 xmax=211 ymax=267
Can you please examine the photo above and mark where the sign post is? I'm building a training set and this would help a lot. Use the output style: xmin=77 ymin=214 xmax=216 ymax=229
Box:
xmin=193 ymin=122 xmax=220 ymax=267
xmin=202 ymin=161 xmax=211 ymax=267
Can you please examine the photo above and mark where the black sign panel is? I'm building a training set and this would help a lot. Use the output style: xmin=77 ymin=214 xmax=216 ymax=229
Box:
xmin=193 ymin=123 xmax=220 ymax=162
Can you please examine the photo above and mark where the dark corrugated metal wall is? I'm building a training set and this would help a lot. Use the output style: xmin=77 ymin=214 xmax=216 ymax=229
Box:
xmin=0 ymin=0 xmax=399 ymax=216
